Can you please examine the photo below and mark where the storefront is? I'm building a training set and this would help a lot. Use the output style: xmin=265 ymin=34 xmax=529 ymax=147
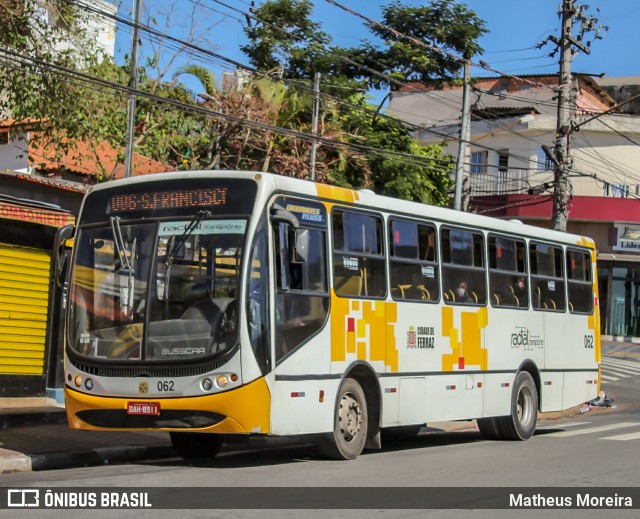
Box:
xmin=0 ymin=195 xmax=75 ymax=400
xmin=597 ymin=223 xmax=640 ymax=340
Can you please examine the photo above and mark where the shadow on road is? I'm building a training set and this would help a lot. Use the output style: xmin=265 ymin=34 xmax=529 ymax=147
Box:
xmin=143 ymin=428 xmax=486 ymax=469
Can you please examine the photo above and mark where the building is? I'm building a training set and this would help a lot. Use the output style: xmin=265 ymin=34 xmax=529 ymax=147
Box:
xmin=0 ymin=172 xmax=83 ymax=403
xmin=389 ymin=74 xmax=640 ymax=341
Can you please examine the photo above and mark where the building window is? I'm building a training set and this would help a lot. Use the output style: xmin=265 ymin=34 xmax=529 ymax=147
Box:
xmin=536 ymin=147 xmax=553 ymax=171
xmin=605 ymin=183 xmax=631 ymax=198
xmin=497 ymin=150 xmax=509 ymax=174
xmin=470 ymin=151 xmax=488 ymax=174
xmin=0 ymin=131 xmax=9 ymax=145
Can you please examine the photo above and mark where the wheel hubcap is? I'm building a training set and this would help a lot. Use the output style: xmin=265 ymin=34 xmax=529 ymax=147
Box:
xmin=338 ymin=392 xmax=362 ymax=442
xmin=517 ymin=386 xmax=532 ymax=425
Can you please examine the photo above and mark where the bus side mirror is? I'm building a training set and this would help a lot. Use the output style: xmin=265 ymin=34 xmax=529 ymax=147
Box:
xmin=54 ymin=224 xmax=75 ymax=288
xmin=290 ymin=228 xmax=309 ymax=264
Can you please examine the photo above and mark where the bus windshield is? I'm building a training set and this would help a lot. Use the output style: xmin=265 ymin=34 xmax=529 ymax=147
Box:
xmin=68 ymin=217 xmax=247 ymax=362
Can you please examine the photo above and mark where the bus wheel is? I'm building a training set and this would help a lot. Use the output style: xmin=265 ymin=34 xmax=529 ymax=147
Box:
xmin=319 ymin=377 xmax=368 ymax=460
xmin=500 ymin=371 xmax=538 ymax=441
xmin=476 ymin=417 xmax=503 ymax=440
xmin=170 ymin=432 xmax=224 ymax=460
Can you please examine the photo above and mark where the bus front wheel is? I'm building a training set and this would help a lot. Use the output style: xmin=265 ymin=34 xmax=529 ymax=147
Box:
xmin=170 ymin=432 xmax=224 ymax=460
xmin=319 ymin=377 xmax=368 ymax=460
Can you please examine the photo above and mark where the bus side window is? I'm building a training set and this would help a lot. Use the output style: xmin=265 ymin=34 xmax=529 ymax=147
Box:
xmin=389 ymin=219 xmax=439 ymax=302
xmin=530 ymin=242 xmax=566 ymax=312
xmin=332 ymin=209 xmax=386 ymax=299
xmin=440 ymin=227 xmax=486 ymax=305
xmin=567 ymin=249 xmax=594 ymax=314
xmin=488 ymin=236 xmax=528 ymax=309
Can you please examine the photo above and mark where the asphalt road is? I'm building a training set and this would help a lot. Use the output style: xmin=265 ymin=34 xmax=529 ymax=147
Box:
xmin=1 ymin=352 xmax=639 ymax=518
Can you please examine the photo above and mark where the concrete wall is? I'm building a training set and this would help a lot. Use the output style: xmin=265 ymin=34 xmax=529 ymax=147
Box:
xmin=0 ymin=130 xmax=29 ymax=172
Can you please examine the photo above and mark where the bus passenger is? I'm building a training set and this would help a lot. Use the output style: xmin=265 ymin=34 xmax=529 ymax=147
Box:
xmin=455 ymin=281 xmax=472 ymax=303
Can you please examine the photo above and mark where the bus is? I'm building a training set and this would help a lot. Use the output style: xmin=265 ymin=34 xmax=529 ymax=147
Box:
xmin=63 ymin=171 xmax=600 ymax=460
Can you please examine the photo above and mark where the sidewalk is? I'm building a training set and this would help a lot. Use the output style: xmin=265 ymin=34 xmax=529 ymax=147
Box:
xmin=0 ymin=409 xmax=174 ymax=473
xmin=0 ymin=339 xmax=636 ymax=473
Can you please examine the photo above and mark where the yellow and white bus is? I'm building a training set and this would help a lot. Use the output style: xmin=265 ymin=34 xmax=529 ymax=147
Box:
xmin=64 ymin=171 xmax=600 ymax=460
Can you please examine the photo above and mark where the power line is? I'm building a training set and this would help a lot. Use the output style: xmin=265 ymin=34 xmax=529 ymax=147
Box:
xmin=322 ymin=0 xmax=561 ymax=92
xmin=0 ymin=47 xmax=455 ymax=173
xmin=74 ymin=0 xmax=565 ymax=175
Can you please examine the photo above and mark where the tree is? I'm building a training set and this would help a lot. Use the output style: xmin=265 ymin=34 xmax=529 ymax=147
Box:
xmin=362 ymin=0 xmax=486 ymax=90
xmin=0 ymin=0 xmax=227 ymax=178
xmin=241 ymin=0 xmax=331 ymax=78
xmin=1 ymin=1 xmax=106 ymax=141
xmin=241 ymin=0 xmax=479 ymax=203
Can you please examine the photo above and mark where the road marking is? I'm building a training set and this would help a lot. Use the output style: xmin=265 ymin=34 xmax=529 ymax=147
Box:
xmin=601 ymin=431 xmax=640 ymax=441
xmin=537 ymin=421 xmax=590 ymax=430
xmin=601 ymin=375 xmax=620 ymax=382
xmin=602 ymin=362 xmax=640 ymax=375
xmin=601 ymin=367 xmax=632 ymax=377
xmin=602 ymin=358 xmax=640 ymax=373
xmin=539 ymin=422 xmax=637 ymax=438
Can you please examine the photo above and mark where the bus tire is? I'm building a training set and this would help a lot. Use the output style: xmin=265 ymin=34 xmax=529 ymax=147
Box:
xmin=476 ymin=417 xmax=503 ymax=440
xmin=499 ymin=371 xmax=538 ymax=441
xmin=170 ymin=432 xmax=224 ymax=460
xmin=319 ymin=377 xmax=368 ymax=460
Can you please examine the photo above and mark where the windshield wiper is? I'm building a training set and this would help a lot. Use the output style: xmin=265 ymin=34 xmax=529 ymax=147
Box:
xmin=109 ymin=216 xmax=137 ymax=317
xmin=110 ymin=216 xmax=133 ymax=272
xmin=164 ymin=209 xmax=212 ymax=267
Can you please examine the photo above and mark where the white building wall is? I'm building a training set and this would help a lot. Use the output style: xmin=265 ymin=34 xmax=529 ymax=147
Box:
xmin=0 ymin=131 xmax=29 ymax=172
xmin=413 ymin=113 xmax=640 ymax=199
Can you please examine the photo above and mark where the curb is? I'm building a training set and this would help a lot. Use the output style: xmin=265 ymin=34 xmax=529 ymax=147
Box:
xmin=1 ymin=444 xmax=175 ymax=473
xmin=0 ymin=410 xmax=67 ymax=430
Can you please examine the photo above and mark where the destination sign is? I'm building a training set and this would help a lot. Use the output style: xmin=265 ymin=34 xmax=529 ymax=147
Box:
xmin=108 ymin=187 xmax=228 ymax=214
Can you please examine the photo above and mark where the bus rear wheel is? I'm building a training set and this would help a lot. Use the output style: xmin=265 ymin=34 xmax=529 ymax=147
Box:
xmin=170 ymin=432 xmax=224 ymax=460
xmin=478 ymin=371 xmax=538 ymax=441
xmin=476 ymin=417 xmax=502 ymax=440
xmin=319 ymin=377 xmax=368 ymax=460
xmin=502 ymin=370 xmax=538 ymax=440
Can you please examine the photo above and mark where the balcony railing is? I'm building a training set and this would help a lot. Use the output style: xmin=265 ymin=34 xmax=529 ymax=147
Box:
xmin=468 ymin=169 xmax=553 ymax=196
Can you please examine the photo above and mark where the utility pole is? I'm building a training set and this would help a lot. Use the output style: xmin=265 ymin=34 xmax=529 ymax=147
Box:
xmin=124 ymin=0 xmax=142 ymax=179
xmin=309 ymin=72 xmax=321 ymax=181
xmin=550 ymin=0 xmax=574 ymax=232
xmin=454 ymin=60 xmax=471 ymax=211
xmin=542 ymin=0 xmax=607 ymax=231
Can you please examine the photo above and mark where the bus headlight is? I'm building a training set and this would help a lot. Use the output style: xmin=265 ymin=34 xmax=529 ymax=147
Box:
xmin=84 ymin=378 xmax=94 ymax=391
xmin=74 ymin=375 xmax=83 ymax=387
xmin=202 ymin=378 xmax=213 ymax=391
xmin=216 ymin=375 xmax=229 ymax=388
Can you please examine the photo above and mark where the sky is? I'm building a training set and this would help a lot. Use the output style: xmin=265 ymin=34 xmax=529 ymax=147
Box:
xmin=114 ymin=0 xmax=640 ymax=94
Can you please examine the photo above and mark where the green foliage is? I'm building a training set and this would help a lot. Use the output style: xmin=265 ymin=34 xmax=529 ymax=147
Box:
xmin=241 ymin=0 xmax=470 ymax=205
xmin=241 ymin=0 xmax=331 ymax=77
xmin=1 ymin=0 xmax=480 ymax=203
xmin=361 ymin=0 xmax=487 ymax=90
xmin=338 ymin=94 xmax=453 ymax=204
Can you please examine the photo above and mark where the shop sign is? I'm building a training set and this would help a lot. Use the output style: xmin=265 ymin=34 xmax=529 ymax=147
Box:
xmin=613 ymin=223 xmax=640 ymax=252
xmin=0 ymin=201 xmax=74 ymax=228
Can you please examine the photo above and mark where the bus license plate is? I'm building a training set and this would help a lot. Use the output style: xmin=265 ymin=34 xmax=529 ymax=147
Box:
xmin=127 ymin=402 xmax=160 ymax=415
